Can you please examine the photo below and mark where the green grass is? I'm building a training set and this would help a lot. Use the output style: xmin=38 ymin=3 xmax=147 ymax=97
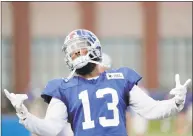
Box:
xmin=130 ymin=119 xmax=192 ymax=136
xmin=147 ymin=134 xmax=191 ymax=136
xmin=147 ymin=132 xmax=192 ymax=136
xmin=146 ymin=120 xmax=192 ymax=136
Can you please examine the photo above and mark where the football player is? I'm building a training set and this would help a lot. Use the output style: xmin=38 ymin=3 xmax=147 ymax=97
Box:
xmin=4 ymin=29 xmax=191 ymax=136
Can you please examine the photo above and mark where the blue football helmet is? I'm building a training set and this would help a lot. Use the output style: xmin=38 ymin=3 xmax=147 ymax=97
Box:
xmin=62 ymin=29 xmax=102 ymax=80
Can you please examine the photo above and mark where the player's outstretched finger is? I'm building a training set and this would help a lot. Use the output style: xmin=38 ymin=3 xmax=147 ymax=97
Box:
xmin=175 ymin=74 xmax=181 ymax=87
xmin=4 ymin=89 xmax=11 ymax=100
xmin=183 ymin=79 xmax=192 ymax=88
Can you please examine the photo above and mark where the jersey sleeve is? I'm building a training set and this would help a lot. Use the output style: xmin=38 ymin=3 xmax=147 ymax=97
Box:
xmin=121 ymin=67 xmax=142 ymax=92
xmin=41 ymin=79 xmax=64 ymax=104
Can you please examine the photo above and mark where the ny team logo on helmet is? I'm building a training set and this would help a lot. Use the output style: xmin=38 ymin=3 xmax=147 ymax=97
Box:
xmin=67 ymin=30 xmax=97 ymax=45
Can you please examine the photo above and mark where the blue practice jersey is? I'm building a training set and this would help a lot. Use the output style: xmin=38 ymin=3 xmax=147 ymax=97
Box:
xmin=41 ymin=67 xmax=142 ymax=136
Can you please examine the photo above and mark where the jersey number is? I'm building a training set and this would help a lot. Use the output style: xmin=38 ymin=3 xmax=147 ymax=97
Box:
xmin=79 ymin=88 xmax=119 ymax=129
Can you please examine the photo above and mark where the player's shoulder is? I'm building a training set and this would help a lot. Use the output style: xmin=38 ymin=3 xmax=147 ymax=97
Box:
xmin=41 ymin=77 xmax=78 ymax=103
xmin=106 ymin=67 xmax=142 ymax=85
xmin=45 ymin=77 xmax=78 ymax=89
xmin=107 ymin=67 xmax=138 ymax=76
xmin=118 ymin=67 xmax=136 ymax=73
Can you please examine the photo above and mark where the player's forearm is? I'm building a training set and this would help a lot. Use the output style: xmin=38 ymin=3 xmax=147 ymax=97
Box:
xmin=23 ymin=113 xmax=65 ymax=136
xmin=137 ymin=98 xmax=180 ymax=120
xmin=129 ymin=85 xmax=182 ymax=120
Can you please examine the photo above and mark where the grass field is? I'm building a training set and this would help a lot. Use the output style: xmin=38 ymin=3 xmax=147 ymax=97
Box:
xmin=147 ymin=133 xmax=192 ymax=136
xmin=129 ymin=118 xmax=192 ymax=136
xmin=142 ymin=119 xmax=192 ymax=136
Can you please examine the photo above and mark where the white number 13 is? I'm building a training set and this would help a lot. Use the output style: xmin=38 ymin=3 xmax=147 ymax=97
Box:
xmin=79 ymin=88 xmax=119 ymax=129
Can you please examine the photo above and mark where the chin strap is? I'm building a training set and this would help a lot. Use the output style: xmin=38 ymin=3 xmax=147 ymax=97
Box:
xmin=65 ymin=68 xmax=76 ymax=82
xmin=65 ymin=60 xmax=105 ymax=82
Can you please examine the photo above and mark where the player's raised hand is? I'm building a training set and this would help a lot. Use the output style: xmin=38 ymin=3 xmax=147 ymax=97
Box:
xmin=4 ymin=89 xmax=29 ymax=121
xmin=170 ymin=74 xmax=191 ymax=106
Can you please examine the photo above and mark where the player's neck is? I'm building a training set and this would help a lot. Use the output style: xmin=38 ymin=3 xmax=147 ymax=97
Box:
xmin=79 ymin=66 xmax=100 ymax=79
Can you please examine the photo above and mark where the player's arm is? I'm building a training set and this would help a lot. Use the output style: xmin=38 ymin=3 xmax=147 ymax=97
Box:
xmin=23 ymin=98 xmax=69 ymax=136
xmin=4 ymin=89 xmax=68 ymax=136
xmin=129 ymin=74 xmax=191 ymax=120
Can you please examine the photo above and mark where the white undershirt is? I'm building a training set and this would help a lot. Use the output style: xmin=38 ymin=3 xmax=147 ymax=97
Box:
xmin=23 ymin=85 xmax=181 ymax=136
